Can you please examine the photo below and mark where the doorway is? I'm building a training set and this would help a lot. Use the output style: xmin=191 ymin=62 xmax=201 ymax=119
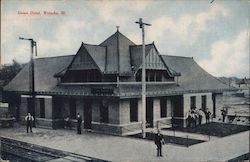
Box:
xmin=212 ymin=94 xmax=216 ymax=118
xmin=146 ymin=98 xmax=153 ymax=127
xmin=84 ymin=99 xmax=92 ymax=129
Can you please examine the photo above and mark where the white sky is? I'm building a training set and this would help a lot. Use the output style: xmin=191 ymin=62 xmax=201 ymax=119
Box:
xmin=1 ymin=0 xmax=249 ymax=78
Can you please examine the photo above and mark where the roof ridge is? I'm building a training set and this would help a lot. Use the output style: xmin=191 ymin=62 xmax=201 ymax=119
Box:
xmin=82 ymin=42 xmax=106 ymax=47
xmin=130 ymin=43 xmax=154 ymax=47
xmin=117 ymin=31 xmax=136 ymax=45
xmin=35 ymin=54 xmax=75 ymax=60
xmin=100 ymin=30 xmax=136 ymax=45
xmin=160 ymin=54 xmax=193 ymax=59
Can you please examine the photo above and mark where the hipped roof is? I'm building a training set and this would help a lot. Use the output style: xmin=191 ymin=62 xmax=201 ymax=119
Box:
xmin=100 ymin=31 xmax=136 ymax=75
xmin=4 ymin=55 xmax=74 ymax=92
xmin=4 ymin=31 xmax=236 ymax=96
xmin=4 ymin=54 xmax=235 ymax=95
xmin=161 ymin=55 xmax=235 ymax=92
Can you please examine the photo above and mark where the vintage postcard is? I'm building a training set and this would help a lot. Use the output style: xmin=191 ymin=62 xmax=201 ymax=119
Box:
xmin=0 ymin=0 xmax=249 ymax=161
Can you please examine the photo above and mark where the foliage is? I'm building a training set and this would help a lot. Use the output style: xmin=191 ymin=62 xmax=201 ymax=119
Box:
xmin=0 ymin=60 xmax=23 ymax=86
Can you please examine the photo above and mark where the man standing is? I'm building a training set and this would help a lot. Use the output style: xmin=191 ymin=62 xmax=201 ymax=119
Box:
xmin=205 ymin=109 xmax=211 ymax=124
xmin=154 ymin=130 xmax=164 ymax=157
xmin=25 ymin=113 xmax=34 ymax=133
xmin=77 ymin=113 xmax=82 ymax=134
xmin=198 ymin=109 xmax=204 ymax=125
xmin=221 ymin=109 xmax=227 ymax=122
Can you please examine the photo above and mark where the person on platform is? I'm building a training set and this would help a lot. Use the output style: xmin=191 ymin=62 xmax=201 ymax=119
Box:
xmin=77 ymin=113 xmax=82 ymax=134
xmin=186 ymin=110 xmax=192 ymax=127
xmin=221 ymin=109 xmax=227 ymax=122
xmin=205 ymin=109 xmax=211 ymax=124
xmin=154 ymin=130 xmax=164 ymax=157
xmin=64 ymin=115 xmax=71 ymax=129
xmin=198 ymin=109 xmax=204 ymax=125
xmin=25 ymin=113 xmax=34 ymax=133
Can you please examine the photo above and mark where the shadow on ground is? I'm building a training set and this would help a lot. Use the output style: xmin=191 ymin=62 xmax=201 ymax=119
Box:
xmin=130 ymin=132 xmax=205 ymax=147
xmin=165 ymin=122 xmax=250 ymax=137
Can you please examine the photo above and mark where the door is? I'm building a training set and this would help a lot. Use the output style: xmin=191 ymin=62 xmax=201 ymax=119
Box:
xmin=212 ymin=94 xmax=216 ymax=118
xmin=146 ymin=98 xmax=153 ymax=127
xmin=84 ymin=99 xmax=92 ymax=129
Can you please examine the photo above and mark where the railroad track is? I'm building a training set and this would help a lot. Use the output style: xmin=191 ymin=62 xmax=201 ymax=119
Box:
xmin=1 ymin=137 xmax=108 ymax=162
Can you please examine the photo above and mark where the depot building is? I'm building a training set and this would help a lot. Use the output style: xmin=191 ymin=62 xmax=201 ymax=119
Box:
xmin=4 ymin=30 xmax=235 ymax=135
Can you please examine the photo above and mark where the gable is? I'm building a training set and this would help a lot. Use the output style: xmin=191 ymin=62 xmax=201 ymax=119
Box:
xmin=145 ymin=47 xmax=166 ymax=70
xmin=69 ymin=45 xmax=99 ymax=71
xmin=131 ymin=44 xmax=175 ymax=77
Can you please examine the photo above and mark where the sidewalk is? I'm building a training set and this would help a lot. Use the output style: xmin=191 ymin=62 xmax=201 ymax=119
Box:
xmin=0 ymin=125 xmax=249 ymax=162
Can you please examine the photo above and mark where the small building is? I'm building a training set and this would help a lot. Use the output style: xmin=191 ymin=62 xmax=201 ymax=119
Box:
xmin=4 ymin=30 xmax=235 ymax=135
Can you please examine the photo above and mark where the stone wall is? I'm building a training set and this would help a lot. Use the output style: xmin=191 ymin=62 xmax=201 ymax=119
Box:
xmin=119 ymin=99 xmax=130 ymax=124
xmin=109 ymin=99 xmax=119 ymax=124
xmin=182 ymin=93 xmax=213 ymax=127
xmin=215 ymin=93 xmax=223 ymax=118
xmin=92 ymin=100 xmax=100 ymax=122
xmin=183 ymin=93 xmax=213 ymax=117
xmin=92 ymin=122 xmax=142 ymax=136
xmin=44 ymin=97 xmax=52 ymax=119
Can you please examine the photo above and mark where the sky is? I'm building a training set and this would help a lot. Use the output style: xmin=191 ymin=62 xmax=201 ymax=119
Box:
xmin=1 ymin=0 xmax=249 ymax=78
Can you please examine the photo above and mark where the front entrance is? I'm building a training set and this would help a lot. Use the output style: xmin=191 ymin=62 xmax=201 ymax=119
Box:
xmin=84 ymin=99 xmax=92 ymax=129
xmin=146 ymin=98 xmax=153 ymax=127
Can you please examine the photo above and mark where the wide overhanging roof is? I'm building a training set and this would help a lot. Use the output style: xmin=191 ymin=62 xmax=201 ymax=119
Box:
xmin=4 ymin=31 xmax=237 ymax=96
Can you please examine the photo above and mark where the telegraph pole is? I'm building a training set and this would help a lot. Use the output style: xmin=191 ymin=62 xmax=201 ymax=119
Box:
xmin=135 ymin=18 xmax=151 ymax=138
xmin=19 ymin=37 xmax=37 ymax=126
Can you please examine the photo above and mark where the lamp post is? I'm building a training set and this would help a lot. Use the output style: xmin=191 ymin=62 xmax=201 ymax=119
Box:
xmin=19 ymin=37 xmax=37 ymax=126
xmin=135 ymin=18 xmax=151 ymax=138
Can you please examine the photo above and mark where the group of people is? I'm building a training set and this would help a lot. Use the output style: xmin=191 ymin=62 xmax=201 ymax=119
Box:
xmin=187 ymin=108 xmax=212 ymax=127
xmin=25 ymin=112 xmax=83 ymax=134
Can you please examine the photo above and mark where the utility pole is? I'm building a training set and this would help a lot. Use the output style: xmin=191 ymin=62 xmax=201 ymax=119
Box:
xmin=19 ymin=37 xmax=37 ymax=126
xmin=135 ymin=18 xmax=151 ymax=138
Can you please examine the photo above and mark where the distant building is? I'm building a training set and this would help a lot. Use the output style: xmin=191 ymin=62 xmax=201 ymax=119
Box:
xmin=4 ymin=30 xmax=235 ymax=135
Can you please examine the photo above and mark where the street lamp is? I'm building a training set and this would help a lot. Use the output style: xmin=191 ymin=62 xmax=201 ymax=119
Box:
xmin=135 ymin=18 xmax=151 ymax=138
xmin=19 ymin=37 xmax=37 ymax=126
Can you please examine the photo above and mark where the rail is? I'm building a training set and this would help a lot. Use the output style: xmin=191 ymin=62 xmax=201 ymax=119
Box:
xmin=0 ymin=137 xmax=108 ymax=162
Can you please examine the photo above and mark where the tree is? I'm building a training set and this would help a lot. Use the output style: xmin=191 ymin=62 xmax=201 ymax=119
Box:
xmin=0 ymin=60 xmax=23 ymax=86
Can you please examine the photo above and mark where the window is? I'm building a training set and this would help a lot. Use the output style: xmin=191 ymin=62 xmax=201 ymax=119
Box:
xmin=201 ymin=95 xmax=206 ymax=111
xmin=156 ymin=73 xmax=162 ymax=81
xmin=52 ymin=97 xmax=62 ymax=119
xmin=69 ymin=98 xmax=76 ymax=119
xmin=190 ymin=96 xmax=196 ymax=109
xmin=27 ymin=98 xmax=32 ymax=114
xmin=39 ymin=98 xmax=45 ymax=118
xmin=100 ymin=100 xmax=109 ymax=123
xmin=136 ymin=70 xmax=163 ymax=82
xmin=149 ymin=71 xmax=155 ymax=81
xmin=130 ymin=99 xmax=138 ymax=122
xmin=160 ymin=98 xmax=167 ymax=118
xmin=61 ymin=70 xmax=101 ymax=83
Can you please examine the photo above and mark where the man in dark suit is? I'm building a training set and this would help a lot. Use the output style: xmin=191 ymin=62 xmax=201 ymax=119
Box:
xmin=25 ymin=112 xmax=34 ymax=133
xmin=221 ymin=109 xmax=227 ymax=122
xmin=154 ymin=130 xmax=164 ymax=157
xmin=205 ymin=108 xmax=211 ymax=124
xmin=77 ymin=113 xmax=82 ymax=134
